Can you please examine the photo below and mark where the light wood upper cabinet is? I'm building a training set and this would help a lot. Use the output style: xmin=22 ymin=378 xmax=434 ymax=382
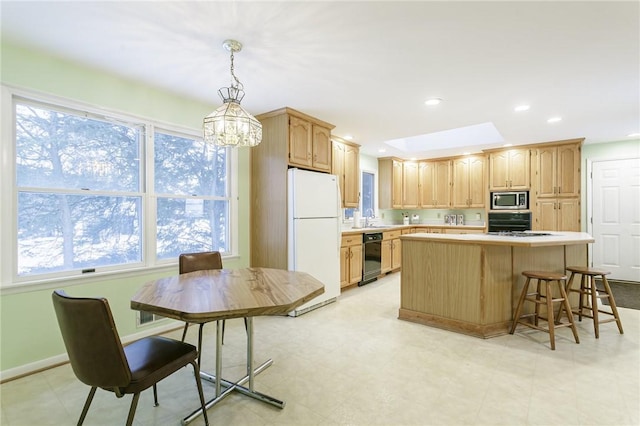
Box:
xmin=403 ymin=162 xmax=419 ymax=208
xmin=332 ymin=138 xmax=360 ymax=208
xmin=312 ymin=125 xmax=332 ymax=172
xmin=379 ymin=158 xmax=404 ymax=209
xmin=288 ymin=114 xmax=332 ymax=172
xmin=419 ymin=160 xmax=451 ymax=208
xmin=452 ymin=155 xmax=486 ymax=208
xmin=536 ymin=143 xmax=580 ymax=198
xmin=489 ymin=148 xmax=530 ymax=190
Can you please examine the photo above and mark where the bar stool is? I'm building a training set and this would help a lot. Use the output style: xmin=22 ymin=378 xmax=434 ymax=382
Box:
xmin=560 ymin=266 xmax=624 ymax=338
xmin=510 ymin=271 xmax=580 ymax=350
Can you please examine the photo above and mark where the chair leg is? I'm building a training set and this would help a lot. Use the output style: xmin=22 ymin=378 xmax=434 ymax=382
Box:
xmin=181 ymin=322 xmax=190 ymax=342
xmin=601 ymin=275 xmax=624 ymax=334
xmin=197 ymin=324 xmax=205 ymax=365
xmin=190 ymin=360 xmax=210 ymax=426
xmin=77 ymin=386 xmax=97 ymax=426
xmin=589 ymin=275 xmax=600 ymax=338
xmin=153 ymin=384 xmax=159 ymax=407
xmin=557 ymin=272 xmax=576 ymax=322
xmin=578 ymin=274 xmax=587 ymax=321
xmin=546 ymin=281 xmax=556 ymax=350
xmin=125 ymin=393 xmax=141 ymax=426
xmin=243 ymin=317 xmax=248 ymax=334
xmin=559 ymin=280 xmax=580 ymax=344
xmin=534 ymin=279 xmax=541 ymax=327
xmin=222 ymin=320 xmax=226 ymax=345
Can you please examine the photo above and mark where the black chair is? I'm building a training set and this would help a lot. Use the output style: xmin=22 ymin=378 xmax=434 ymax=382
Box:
xmin=179 ymin=251 xmax=247 ymax=357
xmin=52 ymin=290 xmax=209 ymax=426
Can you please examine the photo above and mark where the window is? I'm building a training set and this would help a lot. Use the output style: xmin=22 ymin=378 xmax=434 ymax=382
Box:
xmin=154 ymin=131 xmax=230 ymax=259
xmin=8 ymin=91 xmax=235 ymax=282
xmin=15 ymin=100 xmax=143 ymax=277
xmin=361 ymin=171 xmax=375 ymax=218
xmin=344 ymin=170 xmax=376 ymax=220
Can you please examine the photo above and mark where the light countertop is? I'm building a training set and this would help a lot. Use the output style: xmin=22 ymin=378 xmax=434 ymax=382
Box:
xmin=342 ymin=224 xmax=486 ymax=235
xmin=400 ymin=231 xmax=595 ymax=247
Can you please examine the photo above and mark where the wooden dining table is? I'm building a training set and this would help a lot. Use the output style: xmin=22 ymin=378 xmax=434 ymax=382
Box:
xmin=130 ymin=267 xmax=325 ymax=425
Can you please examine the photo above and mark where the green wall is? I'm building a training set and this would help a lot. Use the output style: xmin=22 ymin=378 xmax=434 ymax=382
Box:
xmin=0 ymin=41 xmax=251 ymax=376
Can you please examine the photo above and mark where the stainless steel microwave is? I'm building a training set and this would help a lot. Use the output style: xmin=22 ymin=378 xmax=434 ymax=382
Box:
xmin=491 ymin=191 xmax=528 ymax=210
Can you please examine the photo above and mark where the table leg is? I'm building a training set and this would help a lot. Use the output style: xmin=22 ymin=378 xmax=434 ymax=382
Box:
xmin=215 ymin=320 xmax=222 ymax=397
xmin=181 ymin=317 xmax=285 ymax=426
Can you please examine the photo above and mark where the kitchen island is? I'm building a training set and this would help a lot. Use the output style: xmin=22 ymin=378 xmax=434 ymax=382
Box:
xmin=398 ymin=231 xmax=595 ymax=338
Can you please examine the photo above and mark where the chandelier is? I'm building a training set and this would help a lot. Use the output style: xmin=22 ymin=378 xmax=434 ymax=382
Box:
xmin=203 ymin=39 xmax=262 ymax=147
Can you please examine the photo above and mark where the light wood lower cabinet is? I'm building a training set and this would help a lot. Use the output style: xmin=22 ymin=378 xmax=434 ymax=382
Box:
xmin=340 ymin=235 xmax=362 ymax=288
xmin=382 ymin=230 xmax=402 ymax=273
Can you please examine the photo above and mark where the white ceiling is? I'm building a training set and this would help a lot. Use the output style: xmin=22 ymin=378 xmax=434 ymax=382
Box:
xmin=2 ymin=1 xmax=639 ymax=159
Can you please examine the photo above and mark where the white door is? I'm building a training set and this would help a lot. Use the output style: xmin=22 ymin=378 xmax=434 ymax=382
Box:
xmin=591 ymin=158 xmax=640 ymax=281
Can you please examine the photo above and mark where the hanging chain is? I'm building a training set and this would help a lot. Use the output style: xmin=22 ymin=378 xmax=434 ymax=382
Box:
xmin=229 ymin=50 xmax=244 ymax=91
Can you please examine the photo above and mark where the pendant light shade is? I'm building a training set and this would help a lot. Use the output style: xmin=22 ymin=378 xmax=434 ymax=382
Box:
xmin=203 ymin=40 xmax=262 ymax=147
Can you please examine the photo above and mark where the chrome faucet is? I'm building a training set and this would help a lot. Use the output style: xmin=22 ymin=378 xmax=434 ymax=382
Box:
xmin=364 ymin=208 xmax=374 ymax=227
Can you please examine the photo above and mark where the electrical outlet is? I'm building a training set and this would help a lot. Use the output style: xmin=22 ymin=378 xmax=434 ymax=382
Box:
xmin=476 ymin=213 xmax=481 ymax=220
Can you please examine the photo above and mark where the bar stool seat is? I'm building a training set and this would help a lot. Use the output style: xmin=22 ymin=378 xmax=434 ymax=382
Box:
xmin=510 ymin=271 xmax=580 ymax=350
xmin=559 ymin=266 xmax=624 ymax=338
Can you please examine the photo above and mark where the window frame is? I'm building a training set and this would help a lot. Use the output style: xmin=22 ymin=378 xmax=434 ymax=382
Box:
xmin=0 ymin=85 xmax=238 ymax=290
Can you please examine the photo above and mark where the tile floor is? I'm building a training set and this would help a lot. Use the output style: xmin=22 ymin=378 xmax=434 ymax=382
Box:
xmin=1 ymin=273 xmax=639 ymax=425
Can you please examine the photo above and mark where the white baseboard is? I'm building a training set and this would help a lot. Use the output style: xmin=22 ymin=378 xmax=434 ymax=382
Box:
xmin=0 ymin=321 xmax=181 ymax=383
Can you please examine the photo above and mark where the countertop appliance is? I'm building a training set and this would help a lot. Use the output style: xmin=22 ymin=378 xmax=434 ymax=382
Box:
xmin=487 ymin=211 xmax=532 ymax=233
xmin=491 ymin=191 xmax=528 ymax=210
xmin=287 ymin=168 xmax=341 ymax=316
xmin=361 ymin=232 xmax=383 ymax=285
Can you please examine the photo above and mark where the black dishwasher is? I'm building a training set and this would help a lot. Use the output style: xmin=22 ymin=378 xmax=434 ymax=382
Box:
xmin=361 ymin=232 xmax=383 ymax=286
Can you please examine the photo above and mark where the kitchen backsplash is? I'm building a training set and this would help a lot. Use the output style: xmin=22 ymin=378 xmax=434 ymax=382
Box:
xmin=342 ymin=208 xmax=486 ymax=230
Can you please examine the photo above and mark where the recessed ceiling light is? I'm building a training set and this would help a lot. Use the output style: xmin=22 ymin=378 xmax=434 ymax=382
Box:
xmin=514 ymin=105 xmax=530 ymax=112
xmin=627 ymin=132 xmax=640 ymax=137
xmin=378 ymin=148 xmax=387 ymax=153
xmin=547 ymin=117 xmax=562 ymax=123
xmin=424 ymin=98 xmax=442 ymax=106
xmin=503 ymin=143 xmax=513 ymax=147
xmin=462 ymin=152 xmax=471 ymax=156
xmin=344 ymin=135 xmax=353 ymax=140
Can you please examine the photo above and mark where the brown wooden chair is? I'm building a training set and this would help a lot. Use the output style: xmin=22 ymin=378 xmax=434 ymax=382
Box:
xmin=560 ymin=266 xmax=624 ymax=338
xmin=179 ymin=251 xmax=247 ymax=360
xmin=51 ymin=290 xmax=209 ymax=426
xmin=510 ymin=271 xmax=580 ymax=350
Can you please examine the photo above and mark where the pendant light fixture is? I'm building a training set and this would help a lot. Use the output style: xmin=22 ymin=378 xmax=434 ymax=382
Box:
xmin=203 ymin=39 xmax=262 ymax=147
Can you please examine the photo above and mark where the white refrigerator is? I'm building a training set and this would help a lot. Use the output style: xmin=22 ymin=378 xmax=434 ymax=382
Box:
xmin=287 ymin=168 xmax=341 ymax=316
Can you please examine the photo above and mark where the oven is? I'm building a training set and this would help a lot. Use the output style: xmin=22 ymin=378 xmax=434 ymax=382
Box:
xmin=361 ymin=232 xmax=382 ymax=286
xmin=488 ymin=211 xmax=532 ymax=233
